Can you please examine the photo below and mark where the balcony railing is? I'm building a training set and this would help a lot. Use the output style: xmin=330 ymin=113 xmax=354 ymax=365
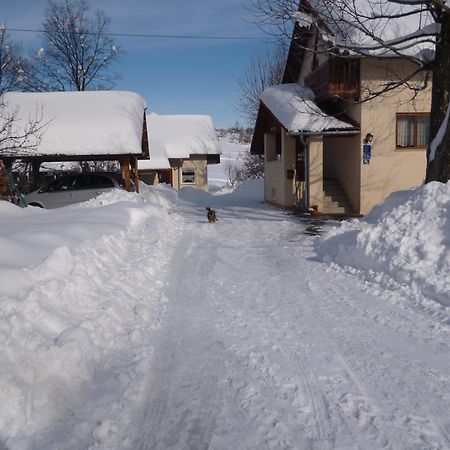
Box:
xmin=305 ymin=58 xmax=360 ymax=101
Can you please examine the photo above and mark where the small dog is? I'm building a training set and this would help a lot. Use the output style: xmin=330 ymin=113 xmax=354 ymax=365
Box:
xmin=206 ymin=207 xmax=218 ymax=223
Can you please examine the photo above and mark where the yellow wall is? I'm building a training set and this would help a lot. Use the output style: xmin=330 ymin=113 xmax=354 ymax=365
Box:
xmin=308 ymin=136 xmax=324 ymax=210
xmin=323 ymin=136 xmax=361 ymax=212
xmin=359 ymin=58 xmax=430 ymax=214
xmin=264 ymin=134 xmax=285 ymax=205
xmin=140 ymin=156 xmax=209 ymax=191
xmin=174 ymin=156 xmax=209 ymax=192
xmin=264 ymin=130 xmax=299 ymax=208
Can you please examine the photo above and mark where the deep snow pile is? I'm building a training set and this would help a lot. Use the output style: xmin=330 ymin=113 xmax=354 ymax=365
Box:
xmin=0 ymin=184 xmax=180 ymax=449
xmin=317 ymin=181 xmax=450 ymax=308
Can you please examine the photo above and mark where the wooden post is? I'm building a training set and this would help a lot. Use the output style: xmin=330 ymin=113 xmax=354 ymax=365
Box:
xmin=30 ymin=159 xmax=42 ymax=191
xmin=130 ymin=156 xmax=140 ymax=193
xmin=0 ymin=159 xmax=11 ymax=201
xmin=120 ymin=156 xmax=131 ymax=192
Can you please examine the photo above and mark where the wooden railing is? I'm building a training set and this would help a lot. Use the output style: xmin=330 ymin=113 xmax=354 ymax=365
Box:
xmin=305 ymin=58 xmax=360 ymax=101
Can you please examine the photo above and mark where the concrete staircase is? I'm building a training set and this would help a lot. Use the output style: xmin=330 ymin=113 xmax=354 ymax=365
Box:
xmin=322 ymin=178 xmax=353 ymax=214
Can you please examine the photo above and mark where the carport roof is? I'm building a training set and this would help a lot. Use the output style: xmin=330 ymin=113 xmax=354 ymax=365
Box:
xmin=0 ymin=91 xmax=147 ymax=158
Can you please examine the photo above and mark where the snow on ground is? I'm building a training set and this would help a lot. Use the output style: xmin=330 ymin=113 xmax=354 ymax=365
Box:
xmin=1 ymin=180 xmax=450 ymax=449
xmin=208 ymin=134 xmax=249 ymax=190
xmin=317 ymin=181 xmax=450 ymax=314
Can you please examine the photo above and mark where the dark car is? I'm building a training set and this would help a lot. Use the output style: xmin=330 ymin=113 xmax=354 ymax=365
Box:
xmin=25 ymin=172 xmax=126 ymax=209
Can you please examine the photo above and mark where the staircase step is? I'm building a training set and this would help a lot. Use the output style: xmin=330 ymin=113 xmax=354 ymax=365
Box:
xmin=322 ymin=178 xmax=353 ymax=214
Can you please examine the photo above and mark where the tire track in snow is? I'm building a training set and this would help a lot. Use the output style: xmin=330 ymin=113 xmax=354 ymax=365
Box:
xmin=304 ymin=264 xmax=450 ymax=450
xmin=207 ymin=228 xmax=335 ymax=449
xmin=252 ymin=314 xmax=334 ymax=450
xmin=129 ymin=222 xmax=223 ymax=450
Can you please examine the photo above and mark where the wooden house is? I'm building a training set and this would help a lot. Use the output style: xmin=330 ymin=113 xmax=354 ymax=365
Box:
xmin=139 ymin=113 xmax=221 ymax=191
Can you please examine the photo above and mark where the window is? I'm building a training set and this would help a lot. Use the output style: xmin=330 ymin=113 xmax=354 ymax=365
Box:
xmin=45 ymin=176 xmax=77 ymax=192
xmin=182 ymin=169 xmax=196 ymax=184
xmin=396 ymin=113 xmax=430 ymax=148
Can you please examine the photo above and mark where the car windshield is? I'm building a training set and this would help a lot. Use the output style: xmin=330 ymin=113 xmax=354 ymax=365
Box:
xmin=41 ymin=173 xmax=116 ymax=192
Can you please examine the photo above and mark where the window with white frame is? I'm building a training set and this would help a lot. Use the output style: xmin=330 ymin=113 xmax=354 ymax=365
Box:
xmin=181 ymin=169 xmax=196 ymax=184
xmin=396 ymin=113 xmax=430 ymax=148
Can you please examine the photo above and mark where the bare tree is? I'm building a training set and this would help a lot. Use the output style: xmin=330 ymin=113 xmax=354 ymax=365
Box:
xmin=242 ymin=152 xmax=264 ymax=179
xmin=0 ymin=29 xmax=43 ymax=154
xmin=0 ymin=27 xmax=28 ymax=94
xmin=224 ymin=151 xmax=264 ymax=187
xmin=24 ymin=0 xmax=120 ymax=92
xmin=0 ymin=29 xmax=46 ymax=198
xmin=248 ymin=0 xmax=450 ymax=183
xmin=224 ymin=158 xmax=244 ymax=187
xmin=247 ymin=0 xmax=298 ymax=41
xmin=0 ymin=103 xmax=43 ymax=156
xmin=235 ymin=45 xmax=286 ymax=125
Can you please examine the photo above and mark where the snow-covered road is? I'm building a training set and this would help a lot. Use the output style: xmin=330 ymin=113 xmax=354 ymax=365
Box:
xmin=112 ymin=192 xmax=450 ymax=450
xmin=2 ymin=183 xmax=450 ymax=450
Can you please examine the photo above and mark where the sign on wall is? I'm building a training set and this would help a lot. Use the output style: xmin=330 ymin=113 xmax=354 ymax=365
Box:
xmin=363 ymin=144 xmax=372 ymax=164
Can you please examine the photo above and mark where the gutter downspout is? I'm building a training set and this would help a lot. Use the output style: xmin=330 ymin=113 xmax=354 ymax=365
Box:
xmin=288 ymin=130 xmax=360 ymax=137
xmin=297 ymin=135 xmax=309 ymax=211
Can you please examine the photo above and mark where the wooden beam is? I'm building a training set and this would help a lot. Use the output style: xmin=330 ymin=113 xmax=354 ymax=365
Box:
xmin=0 ymin=160 xmax=11 ymax=201
xmin=120 ymin=156 xmax=131 ymax=192
xmin=30 ymin=160 xmax=43 ymax=191
xmin=130 ymin=156 xmax=140 ymax=193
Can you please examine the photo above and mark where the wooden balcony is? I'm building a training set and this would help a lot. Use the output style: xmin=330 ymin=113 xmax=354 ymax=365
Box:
xmin=305 ymin=58 xmax=360 ymax=101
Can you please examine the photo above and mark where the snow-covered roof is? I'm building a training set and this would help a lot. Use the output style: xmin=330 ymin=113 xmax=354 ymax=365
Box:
xmin=300 ymin=0 xmax=436 ymax=61
xmin=140 ymin=113 xmax=221 ymax=170
xmin=261 ymin=84 xmax=356 ymax=133
xmin=0 ymin=91 xmax=147 ymax=157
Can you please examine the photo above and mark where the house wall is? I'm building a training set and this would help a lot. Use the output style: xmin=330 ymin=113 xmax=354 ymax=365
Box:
xmin=308 ymin=136 xmax=324 ymax=211
xmin=140 ymin=156 xmax=209 ymax=191
xmin=139 ymin=171 xmax=158 ymax=186
xmin=359 ymin=58 xmax=430 ymax=214
xmin=323 ymin=136 xmax=361 ymax=212
xmin=264 ymin=130 xmax=298 ymax=208
xmin=264 ymin=133 xmax=285 ymax=206
xmin=173 ymin=155 xmax=209 ymax=191
xmin=283 ymin=132 xmax=297 ymax=206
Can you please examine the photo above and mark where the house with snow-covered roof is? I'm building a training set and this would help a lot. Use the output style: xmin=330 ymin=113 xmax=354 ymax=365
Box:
xmin=251 ymin=0 xmax=432 ymax=215
xmin=139 ymin=113 xmax=220 ymax=191
xmin=0 ymin=90 xmax=148 ymax=195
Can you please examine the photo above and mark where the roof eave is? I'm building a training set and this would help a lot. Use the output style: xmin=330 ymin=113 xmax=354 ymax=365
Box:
xmin=288 ymin=128 xmax=360 ymax=136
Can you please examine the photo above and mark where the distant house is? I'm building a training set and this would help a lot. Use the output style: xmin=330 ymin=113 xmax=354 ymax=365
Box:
xmin=251 ymin=1 xmax=431 ymax=215
xmin=0 ymin=90 xmax=149 ymax=197
xmin=139 ymin=113 xmax=221 ymax=191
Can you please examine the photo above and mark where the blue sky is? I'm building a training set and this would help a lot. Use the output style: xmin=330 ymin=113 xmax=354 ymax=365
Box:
xmin=1 ymin=0 xmax=269 ymax=128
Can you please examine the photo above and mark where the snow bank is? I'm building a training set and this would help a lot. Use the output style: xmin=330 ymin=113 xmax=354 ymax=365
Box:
xmin=179 ymin=179 xmax=264 ymax=207
xmin=317 ymin=182 xmax=450 ymax=307
xmin=0 ymin=185 xmax=181 ymax=449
